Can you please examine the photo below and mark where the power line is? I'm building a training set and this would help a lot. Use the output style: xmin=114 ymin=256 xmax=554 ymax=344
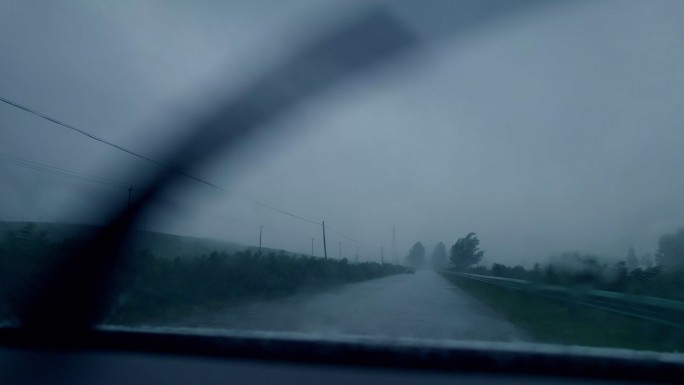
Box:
xmin=0 ymin=154 xmax=133 ymax=241
xmin=0 ymin=158 xmax=375 ymax=260
xmin=0 ymin=95 xmax=374 ymax=248
xmin=0 ymin=154 xmax=129 ymax=188
xmin=0 ymin=154 xmax=128 ymax=186
xmin=0 ymin=96 xmax=169 ymax=169
xmin=326 ymin=225 xmax=375 ymax=249
xmin=212 ymin=215 xmax=309 ymax=242
xmin=0 ymin=96 xmax=320 ymax=224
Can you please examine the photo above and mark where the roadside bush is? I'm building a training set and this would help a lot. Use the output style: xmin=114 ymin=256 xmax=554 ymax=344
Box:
xmin=0 ymin=226 xmax=406 ymax=324
xmin=108 ymin=250 xmax=405 ymax=323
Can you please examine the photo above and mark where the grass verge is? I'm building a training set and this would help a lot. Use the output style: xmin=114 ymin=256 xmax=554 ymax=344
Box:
xmin=440 ymin=272 xmax=684 ymax=352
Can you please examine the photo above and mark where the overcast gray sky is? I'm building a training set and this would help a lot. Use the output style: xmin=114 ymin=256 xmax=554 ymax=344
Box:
xmin=1 ymin=0 xmax=683 ymax=266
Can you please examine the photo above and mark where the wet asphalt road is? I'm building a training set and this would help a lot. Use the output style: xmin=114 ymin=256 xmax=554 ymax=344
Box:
xmin=171 ymin=270 xmax=529 ymax=342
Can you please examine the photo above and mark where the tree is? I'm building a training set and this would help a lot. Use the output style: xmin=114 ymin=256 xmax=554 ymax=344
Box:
xmin=431 ymin=242 xmax=447 ymax=268
xmin=655 ymin=228 xmax=684 ymax=269
xmin=626 ymin=247 xmax=639 ymax=270
xmin=640 ymin=253 xmax=655 ymax=269
xmin=406 ymin=242 xmax=425 ymax=269
xmin=449 ymin=232 xmax=484 ymax=269
xmin=531 ymin=262 xmax=542 ymax=280
xmin=543 ymin=252 xmax=607 ymax=286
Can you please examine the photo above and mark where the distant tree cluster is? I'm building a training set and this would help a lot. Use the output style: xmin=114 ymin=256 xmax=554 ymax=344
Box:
xmin=405 ymin=233 xmax=484 ymax=271
xmin=626 ymin=247 xmax=639 ymax=270
xmin=420 ymin=226 xmax=684 ymax=301
xmin=655 ymin=228 xmax=684 ymax=269
xmin=431 ymin=242 xmax=448 ymax=268
xmin=406 ymin=242 xmax=425 ymax=269
xmin=446 ymin=226 xmax=684 ymax=301
xmin=469 ymin=251 xmax=684 ymax=300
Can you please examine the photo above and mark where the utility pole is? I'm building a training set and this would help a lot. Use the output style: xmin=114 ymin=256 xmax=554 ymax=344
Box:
xmin=392 ymin=225 xmax=398 ymax=264
xmin=380 ymin=246 xmax=384 ymax=265
xmin=322 ymin=221 xmax=328 ymax=260
xmin=339 ymin=241 xmax=342 ymax=259
xmin=127 ymin=185 xmax=134 ymax=209
xmin=258 ymin=225 xmax=263 ymax=255
xmin=311 ymin=238 xmax=314 ymax=257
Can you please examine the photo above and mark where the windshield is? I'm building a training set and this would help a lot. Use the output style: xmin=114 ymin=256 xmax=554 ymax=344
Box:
xmin=1 ymin=0 xmax=684 ymax=355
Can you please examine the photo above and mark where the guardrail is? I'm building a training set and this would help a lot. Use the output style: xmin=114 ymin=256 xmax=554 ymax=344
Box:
xmin=440 ymin=270 xmax=684 ymax=329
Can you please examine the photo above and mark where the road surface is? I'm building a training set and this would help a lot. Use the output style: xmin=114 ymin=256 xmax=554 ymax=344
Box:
xmin=169 ymin=270 xmax=529 ymax=342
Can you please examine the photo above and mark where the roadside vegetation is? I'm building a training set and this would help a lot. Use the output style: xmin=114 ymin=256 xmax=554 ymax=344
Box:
xmin=443 ymin=229 xmax=684 ymax=301
xmin=0 ymin=224 xmax=406 ymax=325
xmin=434 ymin=229 xmax=684 ymax=352
xmin=440 ymin=273 xmax=684 ymax=352
xmin=109 ymin=249 xmax=405 ymax=324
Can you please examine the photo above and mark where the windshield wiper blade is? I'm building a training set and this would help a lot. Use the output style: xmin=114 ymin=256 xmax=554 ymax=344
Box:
xmin=15 ymin=7 xmax=417 ymax=335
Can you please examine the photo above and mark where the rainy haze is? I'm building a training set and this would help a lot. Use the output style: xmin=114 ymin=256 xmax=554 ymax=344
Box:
xmin=1 ymin=0 xmax=684 ymax=353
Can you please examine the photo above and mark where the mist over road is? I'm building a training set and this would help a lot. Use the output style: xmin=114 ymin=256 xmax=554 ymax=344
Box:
xmin=170 ymin=270 xmax=528 ymax=342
